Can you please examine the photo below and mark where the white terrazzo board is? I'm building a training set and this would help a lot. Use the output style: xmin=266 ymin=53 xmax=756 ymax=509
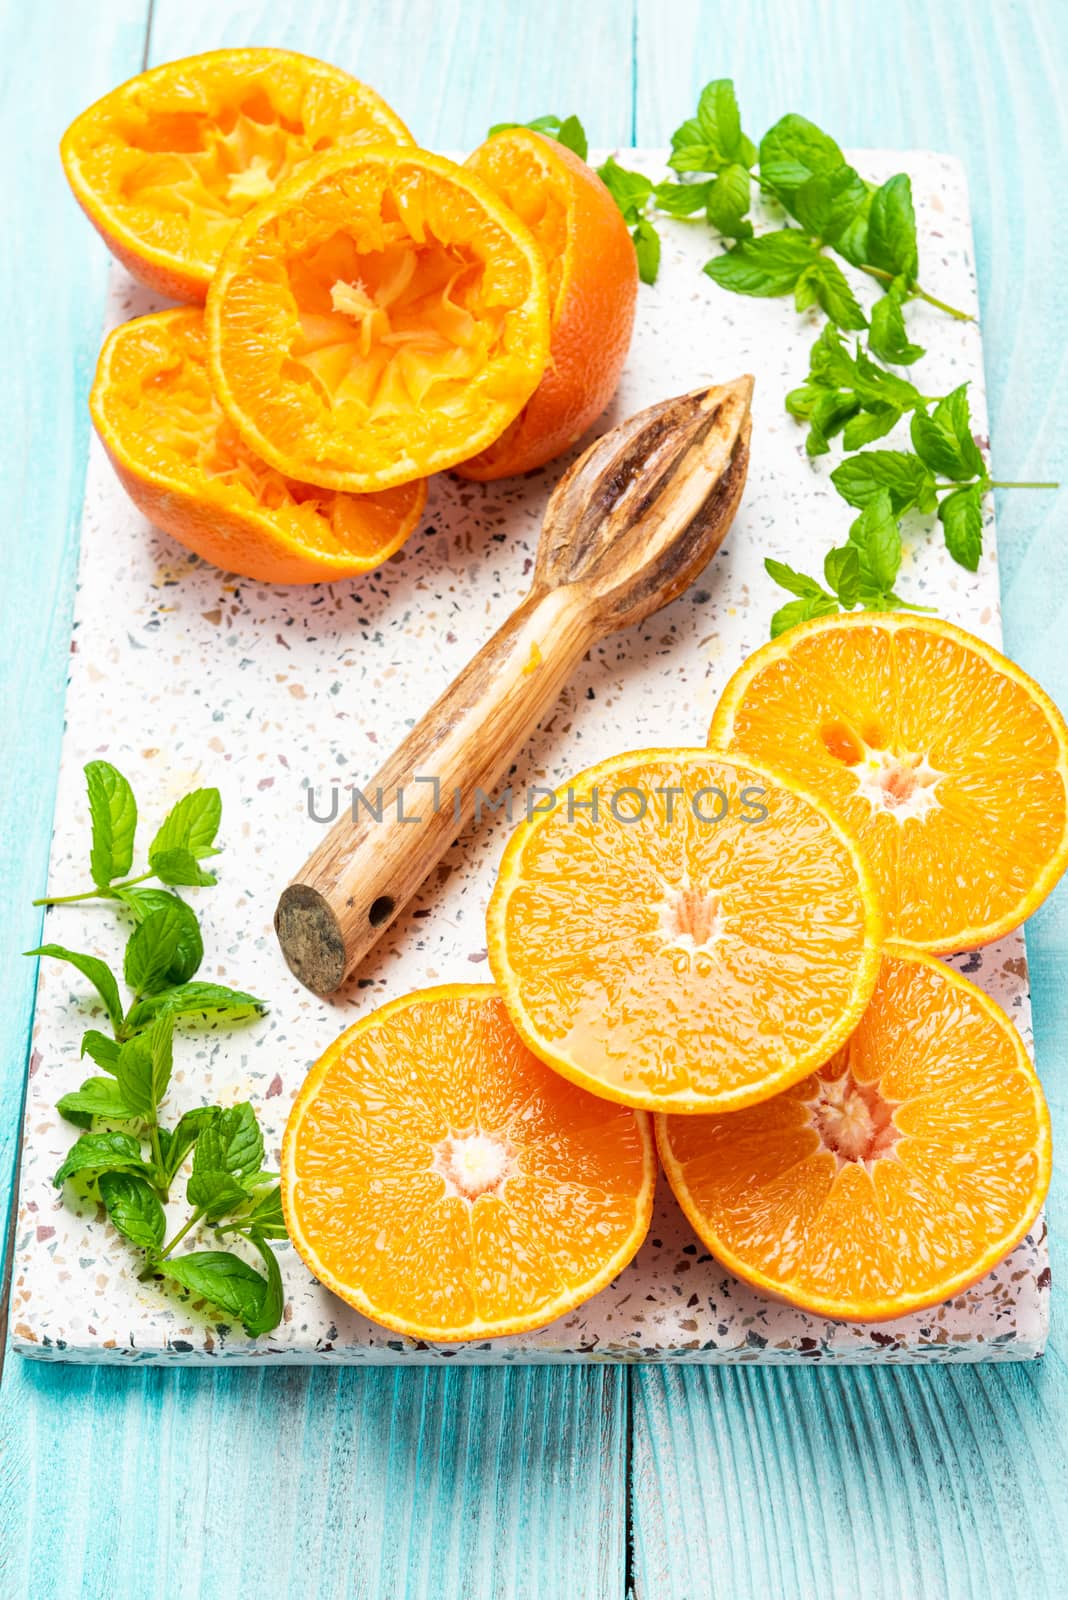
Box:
xmin=11 ymin=151 xmax=1049 ymax=1366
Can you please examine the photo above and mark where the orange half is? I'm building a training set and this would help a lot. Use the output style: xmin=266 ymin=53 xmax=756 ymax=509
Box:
xmin=207 ymin=147 xmax=551 ymax=492
xmin=657 ymin=948 xmax=1052 ymax=1322
xmin=90 ymin=308 xmax=425 ymax=584
xmin=61 ymin=48 xmax=413 ymax=302
xmin=487 ymin=749 xmax=883 ymax=1113
xmin=710 ymin=612 xmax=1068 ymax=951
xmin=458 ymin=128 xmax=638 ymax=478
xmin=281 ymin=985 xmax=655 ymax=1341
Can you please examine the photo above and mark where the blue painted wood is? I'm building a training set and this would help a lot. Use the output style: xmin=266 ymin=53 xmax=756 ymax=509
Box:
xmin=631 ymin=2 xmax=1068 ymax=1595
xmin=0 ymin=5 xmax=634 ymax=1598
xmin=146 ymin=0 xmax=636 ymax=147
xmin=4 ymin=2 xmax=1068 ymax=1596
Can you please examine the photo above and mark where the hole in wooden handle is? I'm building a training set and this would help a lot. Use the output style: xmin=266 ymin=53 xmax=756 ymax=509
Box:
xmin=368 ymin=894 xmax=395 ymax=927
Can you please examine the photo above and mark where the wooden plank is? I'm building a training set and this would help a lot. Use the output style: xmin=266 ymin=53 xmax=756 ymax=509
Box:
xmin=631 ymin=1 xmax=1068 ymax=1594
xmin=1 ymin=5 xmax=635 ymax=1597
xmin=4 ymin=1363 xmax=624 ymax=1598
xmin=0 ymin=3 xmax=152 ymax=1595
xmin=147 ymin=0 xmax=636 ymax=146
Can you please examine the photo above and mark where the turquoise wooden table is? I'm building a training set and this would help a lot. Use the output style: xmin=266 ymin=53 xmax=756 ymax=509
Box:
xmin=2 ymin=2 xmax=1065 ymax=1594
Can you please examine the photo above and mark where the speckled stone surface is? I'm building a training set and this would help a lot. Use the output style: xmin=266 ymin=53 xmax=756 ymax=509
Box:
xmin=11 ymin=151 xmax=1048 ymax=1365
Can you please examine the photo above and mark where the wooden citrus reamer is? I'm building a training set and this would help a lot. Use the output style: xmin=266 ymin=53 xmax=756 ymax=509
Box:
xmin=276 ymin=376 xmax=754 ymax=995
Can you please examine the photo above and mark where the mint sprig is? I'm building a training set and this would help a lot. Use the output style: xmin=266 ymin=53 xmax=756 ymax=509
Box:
xmin=487 ymin=88 xmax=1056 ymax=631
xmin=595 ymin=156 xmax=661 ymax=285
xmin=766 ymin=488 xmax=931 ymax=636
xmin=28 ymin=763 xmax=284 ymax=1337
xmin=35 ymin=771 xmax=222 ymax=905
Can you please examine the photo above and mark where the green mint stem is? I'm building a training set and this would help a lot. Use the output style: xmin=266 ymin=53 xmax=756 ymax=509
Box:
xmin=857 ymin=262 xmax=972 ymax=322
xmin=156 ymin=1208 xmax=204 ymax=1262
xmin=148 ymin=1123 xmax=165 ymax=1189
xmin=987 ymin=479 xmax=1060 ymax=490
xmin=911 ymin=284 xmax=974 ymax=322
xmin=33 ymin=870 xmax=157 ymax=907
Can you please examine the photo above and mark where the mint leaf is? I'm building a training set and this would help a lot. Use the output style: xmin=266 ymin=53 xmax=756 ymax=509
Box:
xmin=159 ymin=1106 xmax=219 ymax=1183
xmin=868 ymin=294 xmax=925 ymax=365
xmin=242 ymin=1233 xmax=286 ymax=1336
xmin=211 ymin=1102 xmax=264 ymax=1181
xmin=759 ymin=114 xmax=844 ymax=205
xmin=764 ymin=558 xmax=830 ymax=599
xmin=241 ymin=1185 xmax=287 ymax=1241
xmin=54 ymin=1130 xmax=149 ymax=1187
xmin=910 ymin=384 xmax=985 ymax=481
xmin=85 ymin=762 xmax=137 ymax=888
xmin=99 ymin=1170 xmax=166 ymax=1251
xmin=653 ymin=179 xmax=712 ymax=217
xmin=149 ymin=788 xmax=221 ymax=866
xmin=632 ymin=217 xmax=661 ymax=286
xmin=824 ymin=545 xmax=861 ymax=608
xmin=595 ymin=156 xmax=653 ymax=224
xmin=938 ymin=483 xmax=984 ymax=570
xmin=831 ymin=450 xmax=937 ymax=515
xmin=704 ymin=163 xmax=752 ymax=238
xmin=848 ymin=489 xmax=902 ymax=592
xmin=124 ymin=981 xmax=265 ymax=1031
xmin=57 ymin=1076 xmax=138 ymax=1125
xmin=808 ymin=323 xmax=862 ymax=389
xmin=124 ymin=901 xmax=201 ymax=995
xmin=841 ymin=406 xmax=900 ymax=450
xmin=149 ymin=848 xmax=217 ymax=889
xmin=770 ymin=592 xmax=840 ymax=638
xmin=188 ymin=1103 xmax=265 ymax=1217
xmin=833 ymin=199 xmax=873 ymax=270
xmin=704 ymin=230 xmax=818 ymax=297
xmin=805 ymin=391 xmax=861 ymax=456
xmin=669 ymin=79 xmax=754 ymax=172
xmin=156 ymin=1250 xmax=268 ymax=1330
xmin=867 ymin=175 xmax=918 ymax=281
xmin=186 ymin=1165 xmax=249 ymax=1219
xmin=784 ymin=383 xmax=820 ymax=420
xmin=117 ymin=889 xmax=204 ymax=986
xmin=26 ymin=945 xmax=123 ymax=1034
xmin=594 ymin=159 xmax=662 ymax=282
xmin=553 ymin=115 xmax=588 ymax=161
xmin=795 ymin=257 xmax=867 ymax=330
xmin=115 ymin=1014 xmax=173 ymax=1120
xmin=791 ymin=164 xmax=868 ymax=244
xmin=81 ymin=1029 xmax=120 ymax=1073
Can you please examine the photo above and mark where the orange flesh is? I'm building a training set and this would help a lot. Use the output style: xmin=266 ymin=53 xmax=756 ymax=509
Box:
xmin=91 ymin=309 xmax=424 ymax=571
xmin=711 ymin=615 xmax=1068 ymax=951
xmin=487 ymin=751 xmax=883 ymax=1113
xmin=468 ymin=137 xmax=570 ymax=313
xmin=62 ymin=50 xmax=412 ymax=294
xmin=457 ymin=136 xmax=569 ymax=466
xmin=459 ymin=128 xmax=638 ymax=481
xmin=207 ymin=150 xmax=551 ymax=490
xmin=281 ymin=987 xmax=655 ymax=1340
xmin=657 ymin=949 xmax=1051 ymax=1321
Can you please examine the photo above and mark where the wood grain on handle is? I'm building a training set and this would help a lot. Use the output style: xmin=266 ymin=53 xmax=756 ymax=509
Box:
xmin=275 ymin=583 xmax=599 ymax=994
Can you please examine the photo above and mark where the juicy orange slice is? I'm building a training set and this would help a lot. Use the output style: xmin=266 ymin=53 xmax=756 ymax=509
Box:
xmin=281 ymin=985 xmax=654 ymax=1340
xmin=458 ymin=128 xmax=637 ymax=478
xmin=206 ymin=147 xmax=551 ymax=492
xmin=487 ymin=750 xmax=883 ymax=1113
xmin=710 ymin=613 xmax=1068 ymax=952
xmin=61 ymin=49 xmax=413 ymax=302
xmin=657 ymin=948 xmax=1051 ymax=1322
xmin=90 ymin=308 xmax=425 ymax=583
